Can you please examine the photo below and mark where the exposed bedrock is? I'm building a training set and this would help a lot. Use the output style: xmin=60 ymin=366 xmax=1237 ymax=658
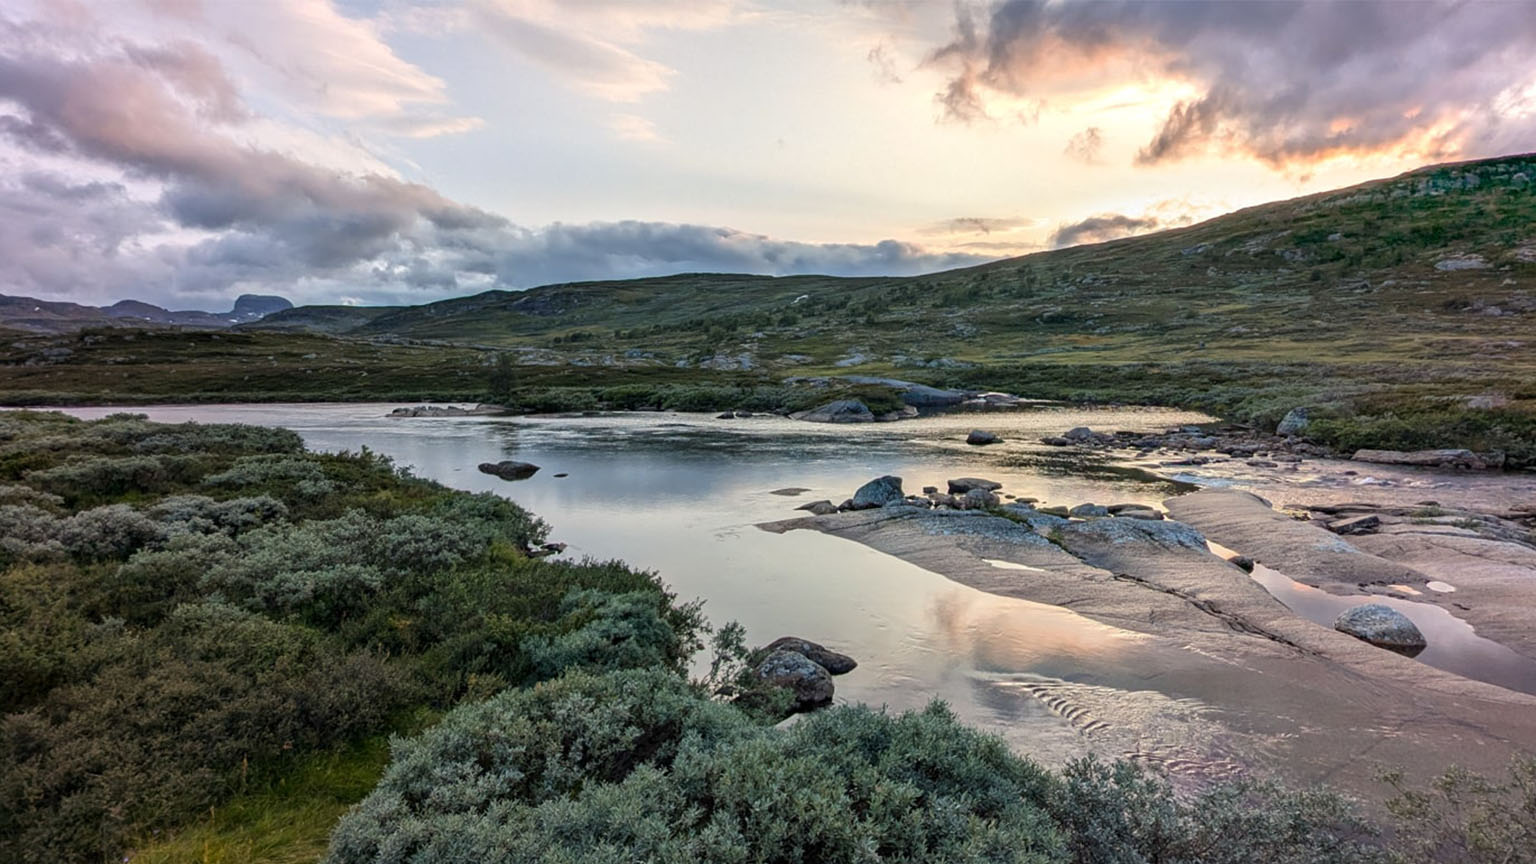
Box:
xmin=759 ymin=503 xmax=1536 ymax=803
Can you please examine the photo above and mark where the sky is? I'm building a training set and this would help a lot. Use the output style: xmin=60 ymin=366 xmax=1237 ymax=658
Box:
xmin=1 ymin=0 xmax=1534 ymax=311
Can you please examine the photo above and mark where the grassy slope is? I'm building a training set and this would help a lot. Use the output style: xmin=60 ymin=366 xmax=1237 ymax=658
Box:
xmin=3 ymin=154 xmax=1533 ymax=457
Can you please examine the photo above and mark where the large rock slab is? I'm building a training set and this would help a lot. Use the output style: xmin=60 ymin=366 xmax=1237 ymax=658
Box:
xmin=1334 ymin=604 xmax=1426 ymax=650
xmin=1163 ymin=488 xmax=1428 ymax=591
xmin=791 ymin=400 xmax=875 ymax=423
xmin=1352 ymin=448 xmax=1487 ymax=470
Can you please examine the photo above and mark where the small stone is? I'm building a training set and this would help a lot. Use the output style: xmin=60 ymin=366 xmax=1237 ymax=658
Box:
xmin=1229 ymin=555 xmax=1256 ymax=572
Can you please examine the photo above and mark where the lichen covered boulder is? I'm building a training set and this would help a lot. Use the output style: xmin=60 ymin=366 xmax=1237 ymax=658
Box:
xmin=755 ymin=649 xmax=834 ymax=710
xmin=1334 ymin=604 xmax=1426 ymax=650
xmin=850 ymin=475 xmax=904 ymax=509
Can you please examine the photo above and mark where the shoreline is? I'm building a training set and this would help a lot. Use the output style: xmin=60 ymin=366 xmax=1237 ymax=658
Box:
xmin=760 ymin=454 xmax=1536 ymax=804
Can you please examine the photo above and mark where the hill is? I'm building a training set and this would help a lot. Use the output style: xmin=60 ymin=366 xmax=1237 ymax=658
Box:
xmin=0 ymin=293 xmax=292 ymax=333
xmin=3 ymin=153 xmax=1534 ymax=461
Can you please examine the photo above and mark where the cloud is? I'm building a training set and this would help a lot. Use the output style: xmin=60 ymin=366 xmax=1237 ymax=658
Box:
xmin=1064 ymin=126 xmax=1103 ymax=163
xmin=608 ymin=113 xmax=662 ymax=142
xmin=926 ymin=0 xmax=1536 ymax=167
xmin=0 ymin=13 xmax=989 ymax=310
xmin=867 ymin=43 xmax=903 ymax=84
xmin=469 ymin=0 xmax=736 ymax=103
xmin=1047 ymin=213 xmax=1158 ymax=248
xmin=920 ymin=216 xmax=1037 ymax=236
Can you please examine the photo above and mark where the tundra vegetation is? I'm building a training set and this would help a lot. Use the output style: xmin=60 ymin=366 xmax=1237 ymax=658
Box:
xmin=5 ymin=156 xmax=1536 ymax=463
xmin=2 ymin=411 xmax=1533 ymax=863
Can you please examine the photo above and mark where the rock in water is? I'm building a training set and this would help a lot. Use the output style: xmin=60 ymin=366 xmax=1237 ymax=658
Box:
xmin=1276 ymin=407 xmax=1310 ymax=436
xmin=755 ymin=649 xmax=834 ymax=710
xmin=792 ymin=400 xmax=875 ymax=423
xmin=850 ymin=475 xmax=904 ymax=509
xmin=761 ymin=637 xmax=857 ymax=674
xmin=966 ymin=429 xmax=1001 ymax=446
xmin=1063 ymin=426 xmax=1095 ymax=441
xmin=1334 ymin=604 xmax=1426 ymax=650
xmin=947 ymin=477 xmax=1002 ymax=494
xmin=795 ymin=500 xmax=838 ymax=516
xmin=478 ymin=460 xmax=540 ymax=481
xmin=1069 ymin=503 xmax=1110 ymax=518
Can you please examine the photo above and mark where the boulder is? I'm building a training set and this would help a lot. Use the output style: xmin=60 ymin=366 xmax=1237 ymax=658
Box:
xmin=1276 ymin=407 xmax=1310 ymax=436
xmin=1063 ymin=426 xmax=1096 ymax=441
xmin=795 ymin=500 xmax=838 ymax=516
xmin=958 ymin=488 xmax=1000 ymax=510
xmin=850 ymin=475 xmax=904 ymax=509
xmin=478 ymin=460 xmax=540 ymax=481
xmin=1229 ymin=555 xmax=1256 ymax=573
xmin=716 ymin=411 xmax=735 ymax=419
xmin=755 ymin=649 xmax=834 ymax=710
xmin=947 ymin=477 xmax=1002 ymax=494
xmin=792 ymin=400 xmax=876 ymax=423
xmin=761 ymin=637 xmax=857 ymax=675
xmin=1039 ymin=437 xmax=1071 ymax=447
xmin=921 ymin=486 xmax=939 ymax=494
xmin=966 ymin=429 xmax=1002 ymax=446
xmin=1329 ymin=514 xmax=1381 ymax=536
xmin=899 ymin=384 xmax=967 ymax=407
xmin=1352 ymin=448 xmax=1487 ymax=470
xmin=1113 ymin=507 xmax=1164 ymax=521
xmin=1333 ymin=604 xmax=1426 ymax=650
xmin=1069 ymin=503 xmax=1110 ymax=518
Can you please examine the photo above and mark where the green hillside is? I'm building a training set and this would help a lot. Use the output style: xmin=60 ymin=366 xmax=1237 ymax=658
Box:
xmin=4 ymin=153 xmax=1534 ymax=461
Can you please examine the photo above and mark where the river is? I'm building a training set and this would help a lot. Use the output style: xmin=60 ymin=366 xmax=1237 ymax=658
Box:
xmin=58 ymin=401 xmax=1215 ymax=764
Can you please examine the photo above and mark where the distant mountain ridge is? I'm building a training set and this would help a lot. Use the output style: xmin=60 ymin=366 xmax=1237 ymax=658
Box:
xmin=0 ymin=293 xmax=292 ymax=333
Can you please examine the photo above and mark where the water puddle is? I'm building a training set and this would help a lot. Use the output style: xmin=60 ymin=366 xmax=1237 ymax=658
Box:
xmin=983 ymin=559 xmax=1047 ymax=572
xmin=1248 ymin=563 xmax=1536 ymax=697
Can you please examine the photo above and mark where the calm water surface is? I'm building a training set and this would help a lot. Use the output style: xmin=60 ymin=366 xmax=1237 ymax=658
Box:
xmin=60 ymin=402 xmax=1213 ymax=759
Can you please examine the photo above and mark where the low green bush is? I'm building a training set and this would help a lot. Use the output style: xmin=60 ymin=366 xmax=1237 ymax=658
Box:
xmin=326 ymin=669 xmax=1383 ymax=864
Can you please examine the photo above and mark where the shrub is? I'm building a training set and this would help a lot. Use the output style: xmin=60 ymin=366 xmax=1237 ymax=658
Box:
xmin=24 ymin=454 xmax=197 ymax=502
xmin=522 ymin=589 xmax=690 ymax=678
xmin=148 ymin=494 xmax=289 ymax=535
xmin=0 ymin=601 xmax=414 ymax=863
xmin=203 ymin=454 xmax=337 ymax=499
xmin=0 ymin=503 xmax=166 ymax=563
xmin=325 ymin=671 xmax=1066 ymax=864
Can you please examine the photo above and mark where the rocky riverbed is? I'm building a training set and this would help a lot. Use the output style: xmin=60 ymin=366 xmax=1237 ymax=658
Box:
xmin=762 ymin=428 xmax=1536 ymax=804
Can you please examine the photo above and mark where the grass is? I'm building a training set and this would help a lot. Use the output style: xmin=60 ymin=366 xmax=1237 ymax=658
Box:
xmin=126 ymin=737 xmax=392 ymax=864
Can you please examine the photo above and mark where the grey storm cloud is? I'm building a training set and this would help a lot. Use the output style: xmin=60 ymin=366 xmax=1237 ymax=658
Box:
xmin=929 ymin=0 xmax=1536 ymax=166
xmin=1047 ymin=213 xmax=1159 ymax=248
xmin=0 ymin=28 xmax=988 ymax=309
